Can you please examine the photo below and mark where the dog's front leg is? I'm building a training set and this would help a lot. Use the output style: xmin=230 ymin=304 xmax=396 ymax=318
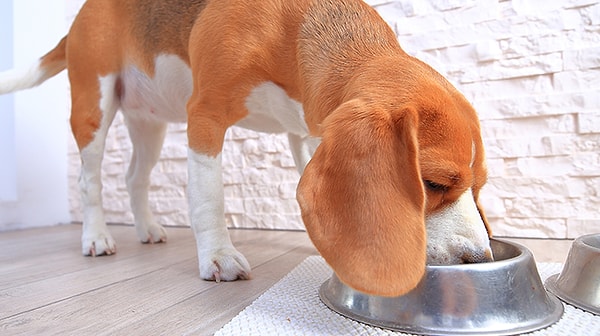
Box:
xmin=188 ymin=150 xmax=251 ymax=282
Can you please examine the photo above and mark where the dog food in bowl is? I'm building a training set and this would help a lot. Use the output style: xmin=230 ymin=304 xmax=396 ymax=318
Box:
xmin=319 ymin=239 xmax=563 ymax=335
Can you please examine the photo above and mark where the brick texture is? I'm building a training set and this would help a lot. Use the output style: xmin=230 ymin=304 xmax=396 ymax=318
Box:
xmin=67 ymin=0 xmax=600 ymax=238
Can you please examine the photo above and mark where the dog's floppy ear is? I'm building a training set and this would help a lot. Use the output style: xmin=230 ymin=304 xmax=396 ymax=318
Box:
xmin=297 ymin=99 xmax=426 ymax=297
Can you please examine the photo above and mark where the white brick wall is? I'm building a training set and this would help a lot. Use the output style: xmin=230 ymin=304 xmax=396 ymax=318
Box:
xmin=67 ymin=0 xmax=600 ymax=238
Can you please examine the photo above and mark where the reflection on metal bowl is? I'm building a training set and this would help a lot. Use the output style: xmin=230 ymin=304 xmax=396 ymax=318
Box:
xmin=319 ymin=239 xmax=563 ymax=335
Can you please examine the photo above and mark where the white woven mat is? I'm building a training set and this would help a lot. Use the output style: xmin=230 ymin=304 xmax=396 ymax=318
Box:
xmin=216 ymin=256 xmax=600 ymax=336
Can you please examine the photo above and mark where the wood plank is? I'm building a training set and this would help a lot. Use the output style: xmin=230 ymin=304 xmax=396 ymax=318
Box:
xmin=110 ymin=245 xmax=318 ymax=335
xmin=0 ymin=233 xmax=237 ymax=320
xmin=0 ymin=225 xmax=307 ymax=289
xmin=0 ymin=226 xmax=317 ymax=335
xmin=0 ymin=224 xmax=82 ymax=262
xmin=0 ymin=225 xmax=194 ymax=289
xmin=1 ymin=257 xmax=209 ymax=334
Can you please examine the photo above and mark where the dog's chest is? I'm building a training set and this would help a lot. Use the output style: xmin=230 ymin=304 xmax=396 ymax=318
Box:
xmin=120 ymin=55 xmax=192 ymax=123
xmin=238 ymin=82 xmax=309 ymax=136
xmin=119 ymin=54 xmax=309 ymax=137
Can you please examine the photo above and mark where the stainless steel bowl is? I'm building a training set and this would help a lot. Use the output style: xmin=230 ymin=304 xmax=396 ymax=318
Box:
xmin=545 ymin=233 xmax=600 ymax=315
xmin=319 ymin=239 xmax=563 ymax=335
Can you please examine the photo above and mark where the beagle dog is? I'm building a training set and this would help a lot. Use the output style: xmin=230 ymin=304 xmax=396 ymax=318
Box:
xmin=0 ymin=0 xmax=493 ymax=297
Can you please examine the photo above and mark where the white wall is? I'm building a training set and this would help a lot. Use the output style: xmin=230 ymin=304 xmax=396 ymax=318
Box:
xmin=66 ymin=0 xmax=600 ymax=238
xmin=0 ymin=1 xmax=17 ymax=203
xmin=0 ymin=0 xmax=70 ymax=231
xmin=377 ymin=0 xmax=600 ymax=238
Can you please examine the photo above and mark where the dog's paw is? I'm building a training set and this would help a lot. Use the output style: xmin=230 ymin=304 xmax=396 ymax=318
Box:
xmin=137 ymin=223 xmax=167 ymax=244
xmin=82 ymin=233 xmax=117 ymax=256
xmin=199 ymin=248 xmax=251 ymax=282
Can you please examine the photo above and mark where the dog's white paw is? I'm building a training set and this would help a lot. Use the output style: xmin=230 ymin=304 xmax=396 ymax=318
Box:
xmin=199 ymin=248 xmax=251 ymax=282
xmin=82 ymin=232 xmax=117 ymax=256
xmin=137 ymin=223 xmax=167 ymax=244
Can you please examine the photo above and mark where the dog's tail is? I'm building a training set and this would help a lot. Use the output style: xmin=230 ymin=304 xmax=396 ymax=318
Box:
xmin=0 ymin=36 xmax=67 ymax=94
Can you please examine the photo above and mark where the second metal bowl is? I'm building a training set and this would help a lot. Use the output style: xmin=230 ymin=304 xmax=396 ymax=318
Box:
xmin=319 ymin=239 xmax=563 ymax=335
xmin=545 ymin=233 xmax=600 ymax=315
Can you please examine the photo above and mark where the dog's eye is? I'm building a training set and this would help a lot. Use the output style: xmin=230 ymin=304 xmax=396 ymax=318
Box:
xmin=424 ymin=180 xmax=449 ymax=193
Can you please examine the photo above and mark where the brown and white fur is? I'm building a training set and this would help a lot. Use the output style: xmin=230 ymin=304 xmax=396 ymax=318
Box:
xmin=0 ymin=0 xmax=493 ymax=297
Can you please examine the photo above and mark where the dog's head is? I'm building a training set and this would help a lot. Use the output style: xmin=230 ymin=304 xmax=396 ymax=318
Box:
xmin=297 ymin=58 xmax=492 ymax=297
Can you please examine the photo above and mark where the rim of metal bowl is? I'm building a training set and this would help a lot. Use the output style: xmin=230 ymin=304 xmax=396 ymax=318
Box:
xmin=545 ymin=274 xmax=599 ymax=316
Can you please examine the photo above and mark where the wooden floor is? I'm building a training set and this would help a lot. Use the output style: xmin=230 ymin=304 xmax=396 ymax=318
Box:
xmin=0 ymin=224 xmax=573 ymax=335
xmin=0 ymin=224 xmax=318 ymax=335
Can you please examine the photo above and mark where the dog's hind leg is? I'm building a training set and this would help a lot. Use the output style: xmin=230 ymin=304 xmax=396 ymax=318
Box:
xmin=124 ymin=116 xmax=168 ymax=244
xmin=71 ymin=74 xmax=120 ymax=256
